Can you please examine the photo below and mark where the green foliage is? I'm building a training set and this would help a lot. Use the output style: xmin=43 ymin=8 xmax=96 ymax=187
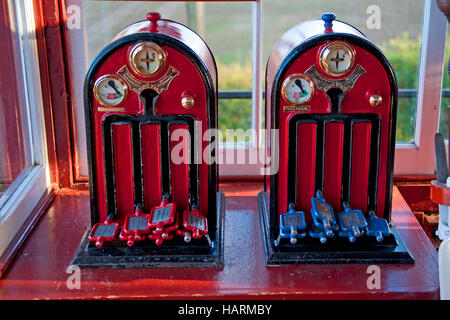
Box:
xmin=217 ymin=62 xmax=253 ymax=142
xmin=217 ymin=34 xmax=450 ymax=143
xmin=380 ymin=33 xmax=422 ymax=143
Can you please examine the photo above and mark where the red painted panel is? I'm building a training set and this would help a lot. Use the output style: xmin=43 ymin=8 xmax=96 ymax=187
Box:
xmin=93 ymin=45 xmax=209 ymax=219
xmin=112 ymin=124 xmax=134 ymax=219
xmin=350 ymin=122 xmax=372 ymax=213
xmin=276 ymin=43 xmax=392 ymax=220
xmin=323 ymin=122 xmax=344 ymax=212
xmin=169 ymin=124 xmax=190 ymax=212
xmin=141 ymin=123 xmax=162 ymax=210
xmin=296 ymin=122 xmax=317 ymax=213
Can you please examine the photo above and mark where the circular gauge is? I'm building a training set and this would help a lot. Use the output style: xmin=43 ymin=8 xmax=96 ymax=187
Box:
xmin=129 ymin=42 xmax=166 ymax=77
xmin=93 ymin=74 xmax=128 ymax=107
xmin=319 ymin=41 xmax=355 ymax=77
xmin=281 ymin=74 xmax=315 ymax=105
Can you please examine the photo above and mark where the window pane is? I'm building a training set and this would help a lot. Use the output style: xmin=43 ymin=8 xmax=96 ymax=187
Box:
xmin=439 ymin=25 xmax=449 ymax=139
xmin=263 ymin=0 xmax=425 ymax=143
xmin=84 ymin=1 xmax=253 ymax=144
xmin=0 ymin=0 xmax=32 ymax=199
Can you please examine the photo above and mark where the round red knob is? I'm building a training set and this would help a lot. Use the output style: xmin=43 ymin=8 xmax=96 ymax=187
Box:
xmin=146 ymin=12 xmax=161 ymax=32
xmin=146 ymin=12 xmax=161 ymax=22
xmin=95 ymin=239 xmax=103 ymax=248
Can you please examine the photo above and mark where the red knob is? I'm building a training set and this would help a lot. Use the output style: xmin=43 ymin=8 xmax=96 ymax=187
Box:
xmin=146 ymin=12 xmax=161 ymax=32
xmin=146 ymin=12 xmax=161 ymax=22
xmin=95 ymin=239 xmax=103 ymax=248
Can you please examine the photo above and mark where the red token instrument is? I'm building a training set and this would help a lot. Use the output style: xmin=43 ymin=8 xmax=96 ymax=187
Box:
xmin=119 ymin=203 xmax=151 ymax=246
xmin=88 ymin=215 xmax=120 ymax=248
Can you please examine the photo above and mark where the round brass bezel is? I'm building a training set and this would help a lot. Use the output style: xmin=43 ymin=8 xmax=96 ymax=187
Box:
xmin=319 ymin=41 xmax=355 ymax=77
xmin=281 ymin=73 xmax=315 ymax=105
xmin=129 ymin=41 xmax=166 ymax=78
xmin=93 ymin=74 xmax=128 ymax=107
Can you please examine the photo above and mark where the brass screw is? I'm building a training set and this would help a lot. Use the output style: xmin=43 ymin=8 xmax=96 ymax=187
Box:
xmin=369 ymin=94 xmax=383 ymax=107
xmin=181 ymin=95 xmax=195 ymax=109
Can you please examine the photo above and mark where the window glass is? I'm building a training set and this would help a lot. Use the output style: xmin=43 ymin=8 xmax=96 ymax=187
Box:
xmin=263 ymin=0 xmax=425 ymax=143
xmin=439 ymin=25 xmax=449 ymax=139
xmin=0 ymin=0 xmax=32 ymax=200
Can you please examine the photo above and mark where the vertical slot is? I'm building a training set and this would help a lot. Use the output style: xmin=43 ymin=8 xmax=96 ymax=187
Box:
xmin=296 ymin=121 xmax=317 ymax=212
xmin=341 ymin=120 xmax=352 ymax=203
xmin=169 ymin=123 xmax=190 ymax=212
xmin=103 ymin=117 xmax=115 ymax=219
xmin=315 ymin=121 xmax=325 ymax=193
xmin=368 ymin=118 xmax=381 ymax=213
xmin=160 ymin=122 xmax=171 ymax=197
xmin=141 ymin=123 xmax=162 ymax=210
xmin=350 ymin=121 xmax=372 ymax=212
xmin=132 ymin=122 xmax=143 ymax=207
xmin=112 ymin=123 xmax=135 ymax=218
xmin=323 ymin=121 xmax=344 ymax=212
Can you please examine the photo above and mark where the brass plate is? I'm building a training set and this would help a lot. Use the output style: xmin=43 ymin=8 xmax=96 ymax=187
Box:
xmin=283 ymin=105 xmax=311 ymax=112
xmin=117 ymin=65 xmax=179 ymax=95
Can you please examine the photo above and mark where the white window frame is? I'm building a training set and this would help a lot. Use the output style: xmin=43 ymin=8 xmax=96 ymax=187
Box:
xmin=0 ymin=0 xmax=50 ymax=257
xmin=394 ymin=0 xmax=448 ymax=175
xmin=218 ymin=0 xmax=263 ymax=177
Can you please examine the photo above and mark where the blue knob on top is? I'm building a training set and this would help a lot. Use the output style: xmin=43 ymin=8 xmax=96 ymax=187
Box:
xmin=322 ymin=12 xmax=336 ymax=32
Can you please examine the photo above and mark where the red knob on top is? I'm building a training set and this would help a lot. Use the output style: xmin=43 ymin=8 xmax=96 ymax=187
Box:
xmin=146 ymin=12 xmax=161 ymax=32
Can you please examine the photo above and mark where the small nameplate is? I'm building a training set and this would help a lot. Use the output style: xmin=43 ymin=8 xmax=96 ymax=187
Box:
xmin=97 ymin=107 xmax=126 ymax=112
xmin=186 ymin=213 xmax=206 ymax=231
xmin=128 ymin=216 xmax=148 ymax=231
xmin=315 ymin=199 xmax=333 ymax=220
xmin=152 ymin=206 xmax=173 ymax=223
xmin=341 ymin=212 xmax=364 ymax=228
xmin=282 ymin=213 xmax=304 ymax=226
xmin=93 ymin=224 xmax=117 ymax=237
xmin=283 ymin=105 xmax=311 ymax=112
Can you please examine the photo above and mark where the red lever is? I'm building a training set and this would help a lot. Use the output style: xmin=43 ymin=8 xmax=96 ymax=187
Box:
xmin=146 ymin=12 xmax=161 ymax=32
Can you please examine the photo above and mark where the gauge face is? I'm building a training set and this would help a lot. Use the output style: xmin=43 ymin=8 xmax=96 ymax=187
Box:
xmin=281 ymin=74 xmax=315 ymax=105
xmin=319 ymin=42 xmax=355 ymax=76
xmin=93 ymin=75 xmax=128 ymax=107
xmin=129 ymin=42 xmax=166 ymax=77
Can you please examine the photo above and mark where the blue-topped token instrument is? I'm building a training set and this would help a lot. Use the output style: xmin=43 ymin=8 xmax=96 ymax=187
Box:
xmin=337 ymin=202 xmax=368 ymax=243
xmin=275 ymin=203 xmax=307 ymax=246
xmin=310 ymin=191 xmax=339 ymax=241
xmin=257 ymin=11 xmax=414 ymax=264
xmin=366 ymin=210 xmax=392 ymax=242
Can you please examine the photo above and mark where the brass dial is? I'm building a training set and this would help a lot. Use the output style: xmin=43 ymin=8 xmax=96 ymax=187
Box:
xmin=129 ymin=42 xmax=166 ymax=77
xmin=93 ymin=74 xmax=128 ymax=107
xmin=319 ymin=42 xmax=355 ymax=77
xmin=281 ymin=74 xmax=315 ymax=105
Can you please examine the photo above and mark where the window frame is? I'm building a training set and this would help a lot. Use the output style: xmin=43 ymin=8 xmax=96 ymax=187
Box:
xmin=0 ymin=0 xmax=50 ymax=257
xmin=219 ymin=0 xmax=263 ymax=177
xmin=394 ymin=0 xmax=448 ymax=175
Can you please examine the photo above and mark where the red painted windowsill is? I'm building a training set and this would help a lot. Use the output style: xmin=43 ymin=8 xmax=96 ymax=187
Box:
xmin=0 ymin=182 xmax=439 ymax=300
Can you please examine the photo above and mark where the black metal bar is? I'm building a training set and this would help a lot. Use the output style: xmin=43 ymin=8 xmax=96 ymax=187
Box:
xmin=218 ymin=90 xmax=253 ymax=99
xmin=217 ymin=89 xmax=450 ymax=100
